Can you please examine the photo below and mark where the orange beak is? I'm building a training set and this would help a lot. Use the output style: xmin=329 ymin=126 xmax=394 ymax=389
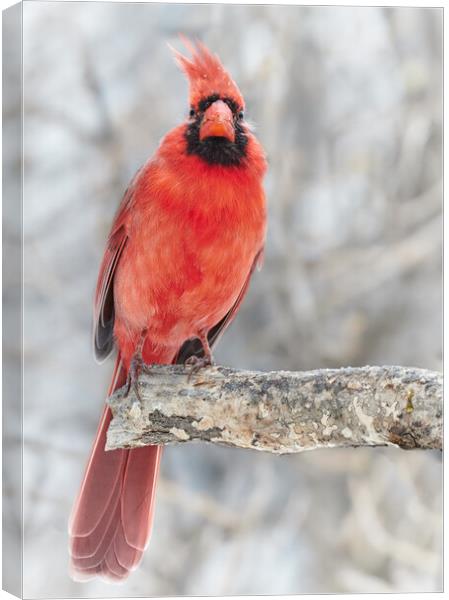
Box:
xmin=199 ymin=100 xmax=235 ymax=142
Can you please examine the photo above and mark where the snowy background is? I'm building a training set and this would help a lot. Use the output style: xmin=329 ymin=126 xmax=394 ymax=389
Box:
xmin=8 ymin=2 xmax=443 ymax=596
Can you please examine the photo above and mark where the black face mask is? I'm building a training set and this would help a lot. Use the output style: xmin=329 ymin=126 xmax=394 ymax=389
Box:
xmin=185 ymin=118 xmax=248 ymax=166
xmin=185 ymin=94 xmax=248 ymax=166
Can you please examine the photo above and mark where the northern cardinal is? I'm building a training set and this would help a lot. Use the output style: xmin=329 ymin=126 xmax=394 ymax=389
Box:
xmin=69 ymin=38 xmax=267 ymax=582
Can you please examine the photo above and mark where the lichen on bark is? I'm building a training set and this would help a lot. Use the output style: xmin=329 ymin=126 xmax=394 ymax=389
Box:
xmin=106 ymin=365 xmax=442 ymax=454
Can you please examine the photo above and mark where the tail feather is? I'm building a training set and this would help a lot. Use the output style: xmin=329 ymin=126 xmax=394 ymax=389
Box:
xmin=71 ymin=565 xmax=102 ymax=582
xmin=69 ymin=409 xmax=127 ymax=539
xmin=70 ymin=470 xmax=122 ymax=561
xmin=122 ymin=445 xmax=161 ymax=550
xmin=69 ymin=357 xmax=162 ymax=582
xmin=103 ymin=545 xmax=128 ymax=580
xmin=70 ymin=487 xmax=121 ymax=567
xmin=113 ymin=518 xmax=143 ymax=570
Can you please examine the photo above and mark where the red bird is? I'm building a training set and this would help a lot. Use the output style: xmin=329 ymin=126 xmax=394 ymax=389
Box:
xmin=68 ymin=38 xmax=267 ymax=582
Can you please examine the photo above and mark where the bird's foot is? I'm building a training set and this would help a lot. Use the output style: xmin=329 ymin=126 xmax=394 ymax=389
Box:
xmin=185 ymin=355 xmax=214 ymax=382
xmin=125 ymin=352 xmax=146 ymax=404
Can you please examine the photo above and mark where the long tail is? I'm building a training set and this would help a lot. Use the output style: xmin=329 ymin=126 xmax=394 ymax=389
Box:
xmin=68 ymin=357 xmax=162 ymax=582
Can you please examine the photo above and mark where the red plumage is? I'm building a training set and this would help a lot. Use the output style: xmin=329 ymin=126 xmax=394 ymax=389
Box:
xmin=69 ymin=38 xmax=267 ymax=582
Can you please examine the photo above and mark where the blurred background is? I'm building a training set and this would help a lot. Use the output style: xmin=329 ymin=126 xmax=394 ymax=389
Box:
xmin=13 ymin=1 xmax=443 ymax=596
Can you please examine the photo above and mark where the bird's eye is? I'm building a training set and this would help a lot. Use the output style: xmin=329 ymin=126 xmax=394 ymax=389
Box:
xmin=238 ymin=111 xmax=244 ymax=120
xmin=189 ymin=108 xmax=196 ymax=118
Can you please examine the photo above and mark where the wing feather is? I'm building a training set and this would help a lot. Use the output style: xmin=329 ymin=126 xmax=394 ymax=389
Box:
xmin=93 ymin=173 xmax=141 ymax=361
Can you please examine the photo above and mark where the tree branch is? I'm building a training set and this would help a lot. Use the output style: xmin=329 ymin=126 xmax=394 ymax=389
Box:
xmin=106 ymin=365 xmax=442 ymax=454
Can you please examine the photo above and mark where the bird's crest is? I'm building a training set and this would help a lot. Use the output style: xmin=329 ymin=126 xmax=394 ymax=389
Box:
xmin=170 ymin=36 xmax=244 ymax=111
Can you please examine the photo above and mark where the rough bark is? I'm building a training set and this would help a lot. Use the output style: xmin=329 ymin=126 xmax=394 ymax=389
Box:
xmin=106 ymin=365 xmax=442 ymax=454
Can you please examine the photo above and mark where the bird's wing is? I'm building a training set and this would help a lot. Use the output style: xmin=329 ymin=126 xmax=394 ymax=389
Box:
xmin=93 ymin=174 xmax=139 ymax=362
xmin=175 ymin=247 xmax=264 ymax=364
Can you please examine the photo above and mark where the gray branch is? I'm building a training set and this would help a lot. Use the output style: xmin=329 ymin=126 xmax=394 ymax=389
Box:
xmin=106 ymin=365 xmax=442 ymax=454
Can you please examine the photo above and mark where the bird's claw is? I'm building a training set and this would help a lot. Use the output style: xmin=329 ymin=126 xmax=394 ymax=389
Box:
xmin=125 ymin=353 xmax=146 ymax=404
xmin=185 ymin=355 xmax=213 ymax=382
